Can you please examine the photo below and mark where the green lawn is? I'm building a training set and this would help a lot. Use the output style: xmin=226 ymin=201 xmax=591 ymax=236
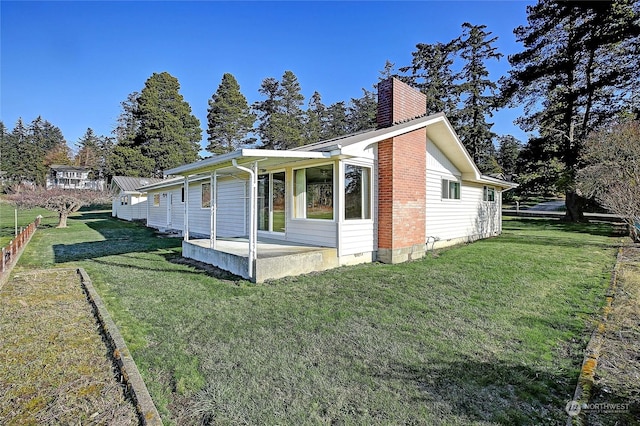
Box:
xmin=0 ymin=201 xmax=58 ymax=248
xmin=14 ymin=211 xmax=623 ymax=425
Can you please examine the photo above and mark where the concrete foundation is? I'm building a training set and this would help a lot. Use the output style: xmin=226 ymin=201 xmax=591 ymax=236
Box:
xmin=183 ymin=238 xmax=340 ymax=283
xmin=376 ymin=243 xmax=427 ymax=264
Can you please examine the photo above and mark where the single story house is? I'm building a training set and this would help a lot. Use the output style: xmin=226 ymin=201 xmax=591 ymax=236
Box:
xmin=143 ymin=78 xmax=515 ymax=282
xmin=111 ymin=176 xmax=163 ymax=221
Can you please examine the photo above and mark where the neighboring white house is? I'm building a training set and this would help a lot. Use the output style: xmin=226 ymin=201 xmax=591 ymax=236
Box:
xmin=111 ymin=176 xmax=163 ymax=221
xmin=46 ymin=165 xmax=105 ymax=190
xmin=145 ymin=78 xmax=516 ymax=282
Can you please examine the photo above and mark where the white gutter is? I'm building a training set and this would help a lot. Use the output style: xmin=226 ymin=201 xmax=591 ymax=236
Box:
xmin=232 ymin=159 xmax=257 ymax=280
xmin=183 ymin=176 xmax=189 ymax=241
xmin=210 ymin=171 xmax=217 ymax=249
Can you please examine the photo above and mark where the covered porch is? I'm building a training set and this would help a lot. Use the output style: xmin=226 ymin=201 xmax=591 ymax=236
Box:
xmin=165 ymin=149 xmax=343 ymax=282
xmin=183 ymin=236 xmax=338 ymax=283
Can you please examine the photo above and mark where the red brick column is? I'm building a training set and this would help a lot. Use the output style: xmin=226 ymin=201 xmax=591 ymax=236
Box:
xmin=376 ymin=78 xmax=428 ymax=263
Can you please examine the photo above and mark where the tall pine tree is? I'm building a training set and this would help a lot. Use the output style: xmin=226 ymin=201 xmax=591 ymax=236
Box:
xmin=254 ymin=71 xmax=306 ymax=149
xmin=455 ymin=23 xmax=503 ymax=172
xmin=206 ymin=73 xmax=255 ymax=154
xmin=110 ymin=72 xmax=202 ymax=177
xmin=502 ymin=0 xmax=640 ymax=220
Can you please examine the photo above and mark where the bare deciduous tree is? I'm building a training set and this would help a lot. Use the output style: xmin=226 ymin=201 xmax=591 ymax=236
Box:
xmin=6 ymin=186 xmax=112 ymax=228
xmin=577 ymin=120 xmax=640 ymax=242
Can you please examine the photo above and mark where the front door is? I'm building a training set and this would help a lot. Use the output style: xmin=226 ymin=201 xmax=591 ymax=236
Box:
xmin=258 ymin=171 xmax=285 ymax=233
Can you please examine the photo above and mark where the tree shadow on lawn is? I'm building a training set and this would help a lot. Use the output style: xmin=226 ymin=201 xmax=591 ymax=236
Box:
xmin=376 ymin=358 xmax=575 ymax=424
xmin=53 ymin=214 xmax=183 ymax=263
xmin=85 ymin=252 xmax=244 ymax=283
xmin=505 ymin=218 xmax=623 ymax=238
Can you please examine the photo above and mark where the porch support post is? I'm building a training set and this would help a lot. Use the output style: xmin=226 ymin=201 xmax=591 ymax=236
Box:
xmin=232 ymin=159 xmax=258 ymax=280
xmin=210 ymin=171 xmax=217 ymax=249
xmin=183 ymin=176 xmax=189 ymax=241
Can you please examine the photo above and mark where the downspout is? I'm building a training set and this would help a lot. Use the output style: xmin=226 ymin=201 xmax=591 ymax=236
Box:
xmin=210 ymin=171 xmax=217 ymax=249
xmin=183 ymin=176 xmax=189 ymax=241
xmin=232 ymin=159 xmax=257 ymax=280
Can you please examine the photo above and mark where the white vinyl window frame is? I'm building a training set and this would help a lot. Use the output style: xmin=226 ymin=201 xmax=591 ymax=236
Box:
xmin=344 ymin=163 xmax=372 ymax=220
xmin=441 ymin=178 xmax=461 ymax=200
xmin=293 ymin=162 xmax=335 ymax=221
xmin=483 ymin=186 xmax=496 ymax=202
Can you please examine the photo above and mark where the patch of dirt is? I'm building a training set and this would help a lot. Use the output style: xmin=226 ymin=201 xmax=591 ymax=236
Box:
xmin=586 ymin=246 xmax=640 ymax=425
xmin=0 ymin=268 xmax=138 ymax=424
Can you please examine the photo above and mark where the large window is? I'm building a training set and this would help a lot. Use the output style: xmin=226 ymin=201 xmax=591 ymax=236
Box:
xmin=345 ymin=164 xmax=371 ymax=220
xmin=258 ymin=172 xmax=286 ymax=233
xmin=442 ymin=179 xmax=461 ymax=200
xmin=201 ymin=183 xmax=211 ymax=208
xmin=294 ymin=164 xmax=334 ymax=220
xmin=483 ymin=186 xmax=496 ymax=202
xmin=153 ymin=193 xmax=160 ymax=207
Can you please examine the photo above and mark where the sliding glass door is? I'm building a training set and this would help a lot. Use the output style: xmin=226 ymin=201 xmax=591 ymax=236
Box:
xmin=258 ymin=171 xmax=285 ymax=233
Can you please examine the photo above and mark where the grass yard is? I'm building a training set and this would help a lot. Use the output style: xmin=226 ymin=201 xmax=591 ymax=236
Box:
xmin=0 ymin=201 xmax=58 ymax=247
xmin=0 ymin=268 xmax=139 ymax=424
xmin=13 ymin=211 xmax=624 ymax=425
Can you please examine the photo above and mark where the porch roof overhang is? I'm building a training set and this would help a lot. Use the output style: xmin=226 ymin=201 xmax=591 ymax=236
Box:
xmin=164 ymin=149 xmax=332 ymax=178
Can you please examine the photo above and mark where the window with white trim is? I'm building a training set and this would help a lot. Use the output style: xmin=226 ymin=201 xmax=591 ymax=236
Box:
xmin=153 ymin=193 xmax=160 ymax=207
xmin=483 ymin=186 xmax=496 ymax=202
xmin=344 ymin=164 xmax=371 ymax=220
xmin=201 ymin=183 xmax=211 ymax=208
xmin=441 ymin=179 xmax=461 ymax=200
xmin=294 ymin=164 xmax=334 ymax=220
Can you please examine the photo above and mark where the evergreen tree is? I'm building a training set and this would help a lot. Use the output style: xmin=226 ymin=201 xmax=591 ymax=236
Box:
xmin=109 ymin=73 xmax=202 ymax=177
xmin=109 ymin=91 xmax=151 ymax=177
xmin=347 ymin=88 xmax=377 ymax=133
xmin=253 ymin=77 xmax=280 ymax=149
xmin=496 ymin=135 xmax=522 ymax=178
xmin=502 ymin=0 xmax=640 ymax=220
xmin=75 ymin=128 xmax=102 ymax=179
xmin=325 ymin=102 xmax=349 ymax=139
xmin=455 ymin=23 xmax=503 ymax=172
xmin=254 ymin=71 xmax=305 ymax=149
xmin=305 ymin=91 xmax=327 ymax=143
xmin=399 ymin=42 xmax=458 ymax=118
xmin=137 ymin=72 xmax=202 ymax=176
xmin=206 ymin=73 xmax=256 ymax=154
xmin=30 ymin=117 xmax=69 ymax=184
xmin=274 ymin=70 xmax=305 ymax=149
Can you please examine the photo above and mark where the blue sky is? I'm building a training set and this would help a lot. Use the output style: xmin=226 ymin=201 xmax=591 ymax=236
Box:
xmin=1 ymin=1 xmax=533 ymax=154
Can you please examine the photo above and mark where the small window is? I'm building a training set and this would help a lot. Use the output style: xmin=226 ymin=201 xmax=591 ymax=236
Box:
xmin=121 ymin=195 xmax=129 ymax=206
xmin=345 ymin=164 xmax=371 ymax=220
xmin=483 ymin=186 xmax=496 ymax=202
xmin=153 ymin=193 xmax=160 ymax=207
xmin=202 ymin=183 xmax=211 ymax=208
xmin=442 ymin=179 xmax=460 ymax=200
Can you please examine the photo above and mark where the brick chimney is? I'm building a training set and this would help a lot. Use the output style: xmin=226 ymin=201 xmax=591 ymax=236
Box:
xmin=376 ymin=78 xmax=428 ymax=263
xmin=377 ymin=77 xmax=427 ymax=128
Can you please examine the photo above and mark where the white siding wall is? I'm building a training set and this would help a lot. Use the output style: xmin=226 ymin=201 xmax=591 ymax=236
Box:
xmin=147 ymin=190 xmax=165 ymax=228
xmin=425 ymin=141 xmax=501 ymax=244
xmin=217 ymin=178 xmax=247 ymax=237
xmin=169 ymin=188 xmax=185 ymax=231
xmin=340 ymin=221 xmax=375 ymax=255
xmin=286 ymin=220 xmax=337 ymax=247
xmin=112 ymin=192 xmax=147 ymax=221
xmin=338 ymin=156 xmax=376 ymax=256
xmin=187 ymin=178 xmax=247 ymax=238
